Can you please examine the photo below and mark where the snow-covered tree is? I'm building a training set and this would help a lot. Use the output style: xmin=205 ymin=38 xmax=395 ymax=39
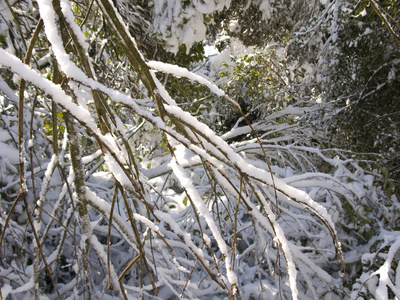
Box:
xmin=0 ymin=0 xmax=398 ymax=299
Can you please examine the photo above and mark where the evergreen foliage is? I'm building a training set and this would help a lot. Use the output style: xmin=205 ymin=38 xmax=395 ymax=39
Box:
xmin=0 ymin=0 xmax=398 ymax=299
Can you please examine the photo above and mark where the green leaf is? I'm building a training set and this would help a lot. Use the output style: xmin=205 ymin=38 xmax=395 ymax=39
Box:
xmin=183 ymin=196 xmax=188 ymax=207
xmin=381 ymin=167 xmax=389 ymax=179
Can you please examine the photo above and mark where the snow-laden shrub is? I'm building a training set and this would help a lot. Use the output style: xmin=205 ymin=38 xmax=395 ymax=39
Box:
xmin=0 ymin=0 xmax=399 ymax=299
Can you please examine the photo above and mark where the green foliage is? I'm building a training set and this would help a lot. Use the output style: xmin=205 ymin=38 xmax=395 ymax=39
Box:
xmin=230 ymin=50 xmax=288 ymax=107
xmin=0 ymin=34 xmax=5 ymax=48
xmin=168 ymin=42 xmax=206 ymax=68
xmin=210 ymin=47 xmax=294 ymax=133
xmin=163 ymin=75 xmax=213 ymax=116
xmin=323 ymin=1 xmax=400 ymax=190
xmin=44 ymin=111 xmax=65 ymax=139
xmin=0 ymin=0 xmax=399 ymax=299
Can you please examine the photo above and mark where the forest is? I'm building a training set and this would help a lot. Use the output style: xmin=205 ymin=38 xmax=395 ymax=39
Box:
xmin=0 ymin=0 xmax=399 ymax=299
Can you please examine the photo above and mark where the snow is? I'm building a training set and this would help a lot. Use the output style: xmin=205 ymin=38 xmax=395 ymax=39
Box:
xmin=38 ymin=154 xmax=58 ymax=201
xmin=0 ymin=1 xmax=398 ymax=299
xmin=163 ymin=104 xmax=337 ymax=233
xmin=85 ymin=188 xmax=138 ymax=248
xmin=288 ymin=242 xmax=332 ymax=283
xmin=147 ymin=60 xmax=225 ymax=96
xmin=89 ymin=234 xmax=125 ymax=299
xmin=59 ymin=0 xmax=88 ymax=48
xmin=103 ymin=153 xmax=131 ymax=188
xmin=170 ymin=156 xmax=237 ymax=285
xmin=0 ymin=142 xmax=19 ymax=165
xmin=37 ymin=0 xmax=90 ymax=82
xmin=81 ymin=149 xmax=102 ymax=165
xmin=0 ymin=77 xmax=18 ymax=103
xmin=247 ymin=190 xmax=299 ymax=300
xmin=151 ymin=0 xmax=230 ymax=52
xmin=0 ymin=50 xmax=135 ymax=185
xmin=371 ymin=233 xmax=400 ymax=299
xmin=0 ymin=49 xmax=99 ymax=134
xmin=9 ymin=277 xmax=34 ymax=294
xmin=204 ymin=45 xmax=220 ymax=57
xmin=1 ymin=284 xmax=12 ymax=298
xmin=229 ymin=20 xmax=240 ymax=33
xmin=259 ymin=0 xmax=273 ymax=20
xmin=208 ymin=49 xmax=235 ymax=84
xmin=154 ymin=210 xmax=205 ymax=261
